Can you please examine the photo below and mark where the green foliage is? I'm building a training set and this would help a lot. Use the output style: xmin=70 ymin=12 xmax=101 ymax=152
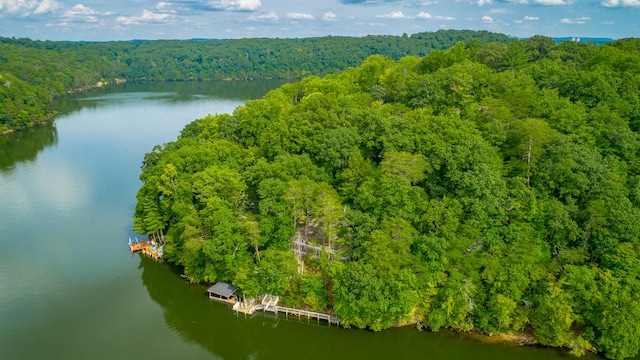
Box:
xmin=0 ymin=30 xmax=512 ymax=133
xmin=531 ymin=279 xmax=576 ymax=347
xmin=124 ymin=35 xmax=640 ymax=359
xmin=299 ymin=273 xmax=330 ymax=311
xmin=333 ymin=262 xmax=417 ymax=331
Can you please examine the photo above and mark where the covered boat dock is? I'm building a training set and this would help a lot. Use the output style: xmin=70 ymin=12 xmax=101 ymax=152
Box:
xmin=207 ymin=282 xmax=238 ymax=304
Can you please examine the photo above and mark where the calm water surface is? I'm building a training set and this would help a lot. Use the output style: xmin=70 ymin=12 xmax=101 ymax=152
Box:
xmin=0 ymin=81 xmax=596 ymax=360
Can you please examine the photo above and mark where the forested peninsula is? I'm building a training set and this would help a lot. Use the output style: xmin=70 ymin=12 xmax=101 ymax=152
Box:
xmin=0 ymin=30 xmax=510 ymax=133
xmin=133 ymin=37 xmax=640 ymax=360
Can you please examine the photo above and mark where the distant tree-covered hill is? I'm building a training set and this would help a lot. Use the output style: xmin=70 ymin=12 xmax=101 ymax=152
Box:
xmin=0 ymin=30 xmax=512 ymax=133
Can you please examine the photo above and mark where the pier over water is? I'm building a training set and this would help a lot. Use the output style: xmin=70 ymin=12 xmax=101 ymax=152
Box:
xmin=207 ymin=283 xmax=340 ymax=326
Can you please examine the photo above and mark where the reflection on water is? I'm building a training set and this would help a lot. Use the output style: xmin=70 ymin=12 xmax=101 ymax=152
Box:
xmin=0 ymin=122 xmax=58 ymax=172
xmin=0 ymin=79 xmax=290 ymax=173
xmin=138 ymin=255 xmax=589 ymax=360
xmin=79 ymin=91 xmax=181 ymax=102
xmin=139 ymin=255 xmax=273 ymax=360
xmin=54 ymin=80 xmax=291 ymax=117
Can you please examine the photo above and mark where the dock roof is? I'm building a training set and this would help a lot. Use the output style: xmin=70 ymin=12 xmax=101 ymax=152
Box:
xmin=207 ymin=282 xmax=238 ymax=298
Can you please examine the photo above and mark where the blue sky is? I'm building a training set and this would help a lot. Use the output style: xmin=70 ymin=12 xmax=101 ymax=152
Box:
xmin=0 ymin=0 xmax=638 ymax=41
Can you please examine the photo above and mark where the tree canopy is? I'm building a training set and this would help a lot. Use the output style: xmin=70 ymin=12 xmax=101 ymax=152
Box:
xmin=132 ymin=37 xmax=640 ymax=359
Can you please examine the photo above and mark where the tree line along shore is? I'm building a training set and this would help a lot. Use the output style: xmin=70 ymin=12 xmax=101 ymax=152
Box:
xmin=0 ymin=30 xmax=510 ymax=133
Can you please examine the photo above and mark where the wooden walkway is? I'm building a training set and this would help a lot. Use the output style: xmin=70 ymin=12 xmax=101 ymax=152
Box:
xmin=232 ymin=294 xmax=340 ymax=326
xmin=129 ymin=239 xmax=151 ymax=252
xmin=266 ymin=305 xmax=340 ymax=326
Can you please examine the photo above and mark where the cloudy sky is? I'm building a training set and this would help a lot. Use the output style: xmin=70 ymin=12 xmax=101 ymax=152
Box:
xmin=0 ymin=0 xmax=638 ymax=41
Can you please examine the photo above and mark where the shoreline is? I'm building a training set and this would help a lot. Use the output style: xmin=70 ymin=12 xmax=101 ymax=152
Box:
xmin=395 ymin=319 xmax=542 ymax=347
xmin=1 ymin=119 xmax=52 ymax=135
xmin=1 ymin=78 xmax=128 ymax=136
xmin=1 ymin=77 xmax=293 ymax=136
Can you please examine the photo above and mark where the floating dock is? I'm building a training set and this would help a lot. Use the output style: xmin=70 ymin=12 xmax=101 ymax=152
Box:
xmin=128 ymin=237 xmax=164 ymax=260
xmin=129 ymin=238 xmax=150 ymax=252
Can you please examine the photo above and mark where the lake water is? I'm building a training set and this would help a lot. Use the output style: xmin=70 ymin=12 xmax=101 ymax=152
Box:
xmin=0 ymin=81 xmax=594 ymax=359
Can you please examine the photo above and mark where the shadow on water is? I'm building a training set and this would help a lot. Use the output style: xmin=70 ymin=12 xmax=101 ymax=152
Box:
xmin=139 ymin=256 xmax=276 ymax=359
xmin=0 ymin=122 xmax=58 ymax=173
xmin=138 ymin=256 xmax=595 ymax=360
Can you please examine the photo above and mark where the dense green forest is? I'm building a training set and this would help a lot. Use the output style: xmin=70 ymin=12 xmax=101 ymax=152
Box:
xmin=0 ymin=30 xmax=511 ymax=133
xmin=133 ymin=36 xmax=640 ymax=359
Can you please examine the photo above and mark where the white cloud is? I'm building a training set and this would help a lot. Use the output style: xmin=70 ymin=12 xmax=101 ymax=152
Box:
xmin=286 ymin=12 xmax=313 ymax=20
xmin=156 ymin=2 xmax=176 ymax=13
xmin=456 ymin=0 xmax=492 ymax=5
xmin=0 ymin=0 xmax=62 ymax=15
xmin=523 ymin=15 xmax=539 ymax=20
xmin=218 ymin=0 xmax=261 ymax=11
xmin=62 ymin=4 xmax=98 ymax=22
xmin=434 ymin=15 xmax=455 ymax=20
xmin=116 ymin=9 xmax=174 ymax=25
xmin=34 ymin=0 xmax=60 ymax=14
xmin=376 ymin=10 xmax=406 ymax=19
xmin=560 ymin=16 xmax=590 ymax=24
xmin=601 ymin=0 xmax=640 ymax=7
xmin=61 ymin=4 xmax=114 ymax=21
xmin=500 ymin=0 xmax=573 ymax=4
xmin=482 ymin=15 xmax=493 ymax=22
xmin=534 ymin=0 xmax=572 ymax=4
xmin=246 ymin=11 xmax=278 ymax=21
xmin=0 ymin=0 xmax=23 ymax=13
xmin=161 ymin=0 xmax=261 ymax=13
xmin=416 ymin=11 xmax=432 ymax=19
xmin=64 ymin=4 xmax=94 ymax=16
xmin=322 ymin=11 xmax=336 ymax=21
